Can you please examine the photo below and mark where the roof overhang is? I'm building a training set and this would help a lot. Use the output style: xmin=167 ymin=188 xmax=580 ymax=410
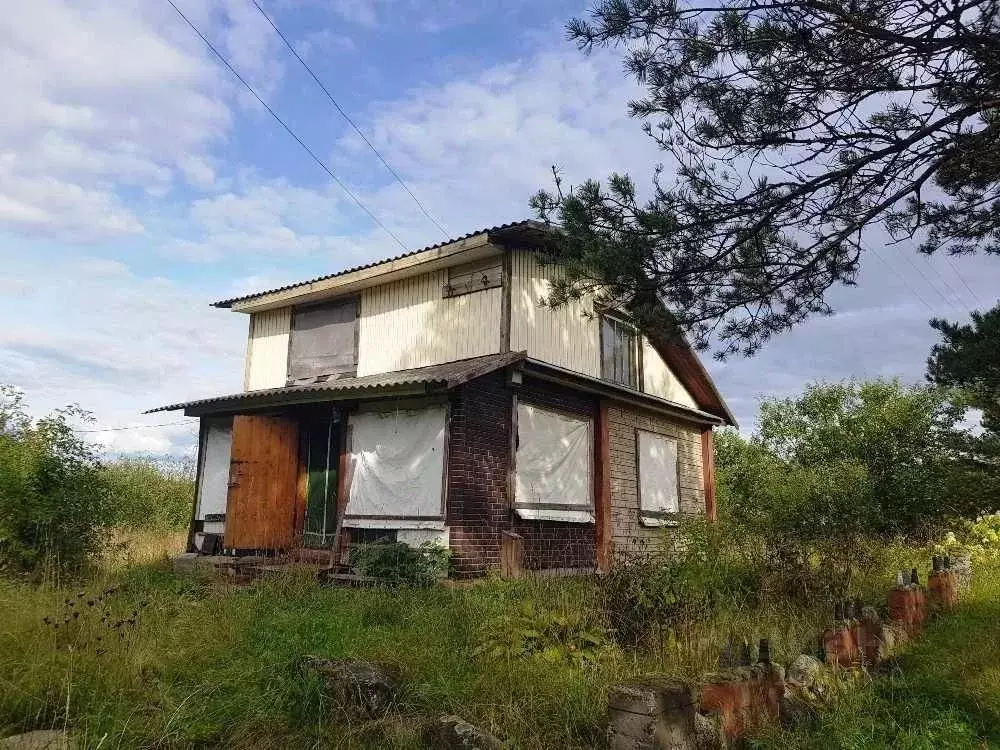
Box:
xmin=215 ymin=220 xmax=551 ymax=313
xmin=522 ymin=359 xmax=727 ymax=427
xmin=147 ymin=352 xmax=526 ymax=418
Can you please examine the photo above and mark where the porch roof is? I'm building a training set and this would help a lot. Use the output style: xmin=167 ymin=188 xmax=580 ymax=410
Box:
xmin=146 ymin=351 xmax=526 ymax=417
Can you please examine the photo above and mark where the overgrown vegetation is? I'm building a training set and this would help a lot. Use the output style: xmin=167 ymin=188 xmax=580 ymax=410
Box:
xmin=349 ymin=542 xmax=452 ymax=587
xmin=0 ymin=386 xmax=193 ymax=579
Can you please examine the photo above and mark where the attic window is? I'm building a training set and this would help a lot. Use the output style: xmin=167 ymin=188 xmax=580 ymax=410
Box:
xmin=601 ymin=314 xmax=639 ymax=389
xmin=287 ymin=298 xmax=358 ymax=384
xmin=443 ymin=258 xmax=502 ymax=298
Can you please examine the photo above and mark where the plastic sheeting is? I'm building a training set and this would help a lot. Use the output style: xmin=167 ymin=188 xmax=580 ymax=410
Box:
xmin=514 ymin=402 xmax=594 ymax=523
xmin=345 ymin=406 xmax=446 ymax=529
xmin=637 ymin=430 xmax=679 ymax=525
xmin=196 ymin=416 xmax=232 ymax=520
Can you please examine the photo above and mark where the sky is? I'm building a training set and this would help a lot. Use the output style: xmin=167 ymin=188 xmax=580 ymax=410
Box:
xmin=1 ymin=0 xmax=998 ymax=458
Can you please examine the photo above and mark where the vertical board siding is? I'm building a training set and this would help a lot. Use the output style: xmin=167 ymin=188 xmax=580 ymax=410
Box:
xmin=356 ymin=269 xmax=502 ymax=376
xmin=245 ymin=308 xmax=291 ymax=391
xmin=642 ymin=338 xmax=698 ymax=408
xmin=510 ymin=250 xmax=601 ymax=376
xmin=224 ymin=414 xmax=300 ymax=550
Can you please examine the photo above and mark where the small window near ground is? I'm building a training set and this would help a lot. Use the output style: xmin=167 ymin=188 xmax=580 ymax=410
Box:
xmin=514 ymin=402 xmax=594 ymax=523
xmin=444 ymin=258 xmax=502 ymax=297
xmin=601 ymin=314 xmax=638 ymax=389
xmin=637 ymin=430 xmax=679 ymax=526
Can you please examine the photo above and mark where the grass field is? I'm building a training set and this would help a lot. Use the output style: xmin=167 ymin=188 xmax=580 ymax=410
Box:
xmin=1 ymin=536 xmax=996 ymax=749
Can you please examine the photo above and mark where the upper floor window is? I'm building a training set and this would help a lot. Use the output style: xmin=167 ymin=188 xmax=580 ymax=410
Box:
xmin=601 ymin=314 xmax=639 ymax=389
xmin=287 ymin=298 xmax=358 ymax=384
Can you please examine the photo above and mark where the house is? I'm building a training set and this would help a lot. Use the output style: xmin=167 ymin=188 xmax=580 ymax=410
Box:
xmin=150 ymin=220 xmax=736 ymax=577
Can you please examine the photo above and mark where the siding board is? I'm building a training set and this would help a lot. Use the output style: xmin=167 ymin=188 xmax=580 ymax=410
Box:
xmin=245 ymin=308 xmax=291 ymax=390
xmin=357 ymin=269 xmax=502 ymax=376
xmin=642 ymin=338 xmax=697 ymax=407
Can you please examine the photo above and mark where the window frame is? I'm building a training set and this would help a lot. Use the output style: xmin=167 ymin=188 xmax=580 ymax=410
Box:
xmin=286 ymin=296 xmax=359 ymax=384
xmin=599 ymin=312 xmax=642 ymax=390
xmin=635 ymin=428 xmax=681 ymax=526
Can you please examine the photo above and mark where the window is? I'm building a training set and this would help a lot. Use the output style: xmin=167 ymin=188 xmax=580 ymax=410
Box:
xmin=344 ymin=406 xmax=447 ymax=529
xmin=601 ymin=315 xmax=638 ymax=389
xmin=443 ymin=258 xmax=502 ymax=297
xmin=287 ymin=298 xmax=358 ymax=384
xmin=514 ymin=402 xmax=594 ymax=523
xmin=636 ymin=430 xmax=679 ymax=526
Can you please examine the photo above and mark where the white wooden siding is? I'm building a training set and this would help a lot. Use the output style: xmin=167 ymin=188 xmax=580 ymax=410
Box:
xmin=509 ymin=250 xmax=601 ymax=376
xmin=356 ymin=269 xmax=501 ymax=376
xmin=244 ymin=308 xmax=291 ymax=390
xmin=642 ymin=338 xmax=697 ymax=408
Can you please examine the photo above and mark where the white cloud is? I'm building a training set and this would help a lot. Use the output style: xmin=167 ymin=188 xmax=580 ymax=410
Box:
xmin=0 ymin=0 xmax=284 ymax=242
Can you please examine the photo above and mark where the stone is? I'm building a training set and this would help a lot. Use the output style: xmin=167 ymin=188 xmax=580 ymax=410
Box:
xmin=786 ymin=655 xmax=822 ymax=691
xmin=425 ymin=715 xmax=503 ymax=750
xmin=608 ymin=679 xmax=698 ymax=750
xmin=0 ymin=731 xmax=69 ymax=749
xmin=302 ymin=657 xmax=401 ymax=718
xmin=693 ymin=712 xmax=724 ymax=750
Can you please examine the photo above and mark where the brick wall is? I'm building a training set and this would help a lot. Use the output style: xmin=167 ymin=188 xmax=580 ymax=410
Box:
xmin=445 ymin=373 xmax=598 ymax=576
xmin=604 ymin=403 xmax=706 ymax=559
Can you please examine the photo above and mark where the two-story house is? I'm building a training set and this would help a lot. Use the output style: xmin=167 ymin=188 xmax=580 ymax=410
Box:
xmin=151 ymin=220 xmax=736 ymax=577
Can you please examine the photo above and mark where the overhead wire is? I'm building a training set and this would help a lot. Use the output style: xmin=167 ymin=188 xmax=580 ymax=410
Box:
xmin=73 ymin=420 xmax=193 ymax=434
xmin=164 ymin=0 xmax=409 ymax=252
xmin=249 ymin=0 xmax=450 ymax=239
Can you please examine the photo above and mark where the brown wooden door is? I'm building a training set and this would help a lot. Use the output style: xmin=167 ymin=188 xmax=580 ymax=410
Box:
xmin=225 ymin=414 xmax=300 ymax=551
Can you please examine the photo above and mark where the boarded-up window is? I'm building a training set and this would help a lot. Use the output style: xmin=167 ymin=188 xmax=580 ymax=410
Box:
xmin=344 ymin=406 xmax=446 ymax=529
xmin=637 ymin=430 xmax=679 ymax=525
xmin=196 ymin=416 xmax=232 ymax=530
xmin=601 ymin=315 xmax=638 ymax=388
xmin=444 ymin=258 xmax=502 ymax=297
xmin=287 ymin=299 xmax=358 ymax=383
xmin=514 ymin=402 xmax=594 ymax=523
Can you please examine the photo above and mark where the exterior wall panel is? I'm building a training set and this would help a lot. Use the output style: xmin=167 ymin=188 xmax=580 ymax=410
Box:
xmin=244 ymin=308 xmax=291 ymax=390
xmin=509 ymin=250 xmax=601 ymax=376
xmin=357 ymin=270 xmax=502 ymax=376
xmin=604 ymin=402 xmax=705 ymax=558
xmin=642 ymin=338 xmax=698 ymax=408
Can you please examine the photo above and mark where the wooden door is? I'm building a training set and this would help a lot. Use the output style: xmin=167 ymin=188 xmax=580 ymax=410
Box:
xmin=225 ymin=414 xmax=300 ymax=551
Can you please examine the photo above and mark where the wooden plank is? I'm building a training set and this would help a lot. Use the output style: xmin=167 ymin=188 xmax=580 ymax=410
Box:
xmin=225 ymin=414 xmax=300 ymax=550
xmin=500 ymin=252 xmax=512 ymax=353
xmin=186 ymin=419 xmax=208 ymax=553
xmin=701 ymin=428 xmax=717 ymax=521
xmin=500 ymin=530 xmax=524 ymax=579
xmin=594 ymin=402 xmax=613 ymax=572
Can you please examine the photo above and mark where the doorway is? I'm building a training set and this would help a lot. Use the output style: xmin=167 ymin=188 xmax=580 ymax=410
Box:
xmin=302 ymin=418 xmax=340 ymax=548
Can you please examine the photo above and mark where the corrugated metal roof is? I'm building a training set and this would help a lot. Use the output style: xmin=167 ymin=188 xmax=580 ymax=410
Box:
xmin=146 ymin=351 xmax=526 ymax=415
xmin=211 ymin=219 xmax=549 ymax=308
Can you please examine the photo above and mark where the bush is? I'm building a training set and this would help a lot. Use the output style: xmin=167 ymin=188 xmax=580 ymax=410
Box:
xmin=349 ymin=541 xmax=451 ymax=587
xmin=103 ymin=457 xmax=194 ymax=531
xmin=0 ymin=387 xmax=111 ymax=577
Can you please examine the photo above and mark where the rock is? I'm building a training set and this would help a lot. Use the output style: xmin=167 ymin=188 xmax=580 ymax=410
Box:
xmin=693 ymin=712 xmax=724 ymax=750
xmin=303 ymin=657 xmax=401 ymax=718
xmin=425 ymin=715 xmax=503 ymax=749
xmin=0 ymin=731 xmax=69 ymax=749
xmin=786 ymin=655 xmax=822 ymax=691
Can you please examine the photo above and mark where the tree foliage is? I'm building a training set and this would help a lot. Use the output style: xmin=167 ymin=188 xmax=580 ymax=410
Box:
xmin=533 ymin=0 xmax=1000 ymax=356
xmin=927 ymin=304 xmax=1000 ymax=434
xmin=718 ymin=380 xmax=998 ymax=541
xmin=0 ymin=386 xmax=110 ymax=577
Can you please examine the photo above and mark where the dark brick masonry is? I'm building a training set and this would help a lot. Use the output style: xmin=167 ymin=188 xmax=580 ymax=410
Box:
xmin=445 ymin=371 xmax=597 ymax=577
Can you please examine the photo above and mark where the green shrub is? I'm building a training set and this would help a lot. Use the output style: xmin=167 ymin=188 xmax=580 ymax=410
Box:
xmin=103 ymin=457 xmax=194 ymax=530
xmin=475 ymin=601 xmax=609 ymax=666
xmin=349 ymin=541 xmax=451 ymax=587
xmin=0 ymin=387 xmax=110 ymax=577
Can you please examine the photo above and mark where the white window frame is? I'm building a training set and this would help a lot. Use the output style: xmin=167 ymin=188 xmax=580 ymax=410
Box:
xmin=636 ymin=429 xmax=680 ymax=526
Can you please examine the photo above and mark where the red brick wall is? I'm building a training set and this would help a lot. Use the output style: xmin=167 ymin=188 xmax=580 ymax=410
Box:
xmin=445 ymin=372 xmax=597 ymax=577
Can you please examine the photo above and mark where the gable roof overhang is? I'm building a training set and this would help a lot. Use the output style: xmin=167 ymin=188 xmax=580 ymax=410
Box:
xmin=213 ymin=220 xmax=551 ymax=313
xmin=522 ymin=359 xmax=727 ymax=427
xmin=146 ymin=352 xmax=525 ymax=418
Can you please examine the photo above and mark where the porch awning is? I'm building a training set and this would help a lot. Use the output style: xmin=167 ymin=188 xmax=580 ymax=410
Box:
xmin=146 ymin=351 xmax=526 ymax=417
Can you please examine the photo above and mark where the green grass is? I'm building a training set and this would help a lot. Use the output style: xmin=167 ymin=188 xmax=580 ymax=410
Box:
xmin=756 ymin=560 xmax=1000 ymax=750
xmin=2 ymin=541 xmax=996 ymax=749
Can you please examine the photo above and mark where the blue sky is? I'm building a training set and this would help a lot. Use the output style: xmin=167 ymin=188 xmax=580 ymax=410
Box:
xmin=2 ymin=0 xmax=998 ymax=456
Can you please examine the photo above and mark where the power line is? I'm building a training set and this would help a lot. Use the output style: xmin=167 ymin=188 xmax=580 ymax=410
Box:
xmin=943 ymin=255 xmax=988 ymax=311
xmin=249 ymin=0 xmax=450 ymax=239
xmin=165 ymin=0 xmax=409 ymax=252
xmin=860 ymin=239 xmax=936 ymax=314
xmin=74 ymin=420 xmax=194 ymax=434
